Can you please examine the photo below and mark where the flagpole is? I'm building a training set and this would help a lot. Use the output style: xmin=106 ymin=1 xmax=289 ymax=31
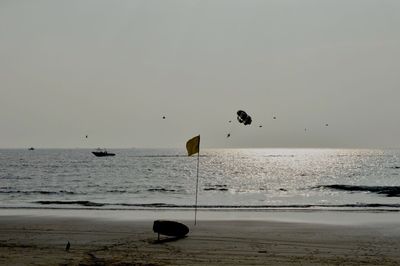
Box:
xmin=186 ymin=135 xmax=201 ymax=226
xmin=194 ymin=146 xmax=200 ymax=225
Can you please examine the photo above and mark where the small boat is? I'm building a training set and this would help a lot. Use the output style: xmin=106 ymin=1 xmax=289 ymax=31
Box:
xmin=153 ymin=220 xmax=189 ymax=240
xmin=92 ymin=148 xmax=115 ymax=157
xmin=28 ymin=147 xmax=35 ymax=150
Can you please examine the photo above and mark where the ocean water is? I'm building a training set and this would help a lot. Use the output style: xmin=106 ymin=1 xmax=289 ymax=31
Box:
xmin=1 ymin=148 xmax=400 ymax=211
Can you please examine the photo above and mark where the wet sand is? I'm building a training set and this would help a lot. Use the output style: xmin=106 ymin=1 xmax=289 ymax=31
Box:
xmin=1 ymin=213 xmax=400 ymax=265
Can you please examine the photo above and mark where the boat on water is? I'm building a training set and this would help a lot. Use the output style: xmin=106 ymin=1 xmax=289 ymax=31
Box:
xmin=28 ymin=147 xmax=35 ymax=150
xmin=92 ymin=148 xmax=115 ymax=157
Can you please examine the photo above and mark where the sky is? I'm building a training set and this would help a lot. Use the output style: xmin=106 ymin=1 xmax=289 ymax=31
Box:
xmin=1 ymin=0 xmax=399 ymax=149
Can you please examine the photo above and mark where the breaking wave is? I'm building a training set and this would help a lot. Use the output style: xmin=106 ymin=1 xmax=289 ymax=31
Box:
xmin=318 ymin=185 xmax=400 ymax=197
xmin=31 ymin=200 xmax=400 ymax=210
xmin=204 ymin=184 xmax=229 ymax=191
xmin=0 ymin=190 xmax=76 ymax=195
xmin=147 ymin=188 xmax=177 ymax=192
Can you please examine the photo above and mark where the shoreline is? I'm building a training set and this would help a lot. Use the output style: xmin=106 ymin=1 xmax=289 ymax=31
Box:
xmin=1 ymin=213 xmax=400 ymax=265
xmin=2 ymin=208 xmax=400 ymax=225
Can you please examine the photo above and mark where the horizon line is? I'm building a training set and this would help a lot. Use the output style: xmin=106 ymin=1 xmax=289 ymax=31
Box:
xmin=1 ymin=146 xmax=399 ymax=150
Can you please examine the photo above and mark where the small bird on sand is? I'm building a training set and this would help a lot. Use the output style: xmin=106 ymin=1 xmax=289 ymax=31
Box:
xmin=66 ymin=241 xmax=70 ymax=251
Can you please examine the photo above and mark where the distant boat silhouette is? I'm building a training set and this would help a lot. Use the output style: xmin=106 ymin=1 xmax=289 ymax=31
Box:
xmin=28 ymin=147 xmax=35 ymax=150
xmin=92 ymin=148 xmax=115 ymax=157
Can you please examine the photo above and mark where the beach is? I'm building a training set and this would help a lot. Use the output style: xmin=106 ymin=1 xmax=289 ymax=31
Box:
xmin=1 ymin=210 xmax=400 ymax=265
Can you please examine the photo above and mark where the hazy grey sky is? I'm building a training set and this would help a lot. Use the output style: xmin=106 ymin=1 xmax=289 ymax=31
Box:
xmin=1 ymin=0 xmax=399 ymax=148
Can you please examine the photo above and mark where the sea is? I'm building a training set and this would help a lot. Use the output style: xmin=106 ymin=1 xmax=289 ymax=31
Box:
xmin=1 ymin=148 xmax=400 ymax=212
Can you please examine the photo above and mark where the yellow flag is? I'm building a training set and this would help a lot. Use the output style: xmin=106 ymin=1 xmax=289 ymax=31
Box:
xmin=186 ymin=135 xmax=200 ymax=156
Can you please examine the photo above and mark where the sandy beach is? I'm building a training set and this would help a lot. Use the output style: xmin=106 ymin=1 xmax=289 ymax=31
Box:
xmin=1 ymin=211 xmax=400 ymax=265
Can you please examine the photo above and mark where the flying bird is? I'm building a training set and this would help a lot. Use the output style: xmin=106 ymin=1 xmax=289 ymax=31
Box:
xmin=227 ymin=133 xmax=231 ymax=138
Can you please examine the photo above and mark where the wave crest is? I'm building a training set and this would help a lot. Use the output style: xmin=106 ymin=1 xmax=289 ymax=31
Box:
xmin=319 ymin=185 xmax=400 ymax=197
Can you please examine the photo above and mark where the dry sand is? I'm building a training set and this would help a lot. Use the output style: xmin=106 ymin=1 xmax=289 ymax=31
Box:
xmin=1 ymin=214 xmax=400 ymax=265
